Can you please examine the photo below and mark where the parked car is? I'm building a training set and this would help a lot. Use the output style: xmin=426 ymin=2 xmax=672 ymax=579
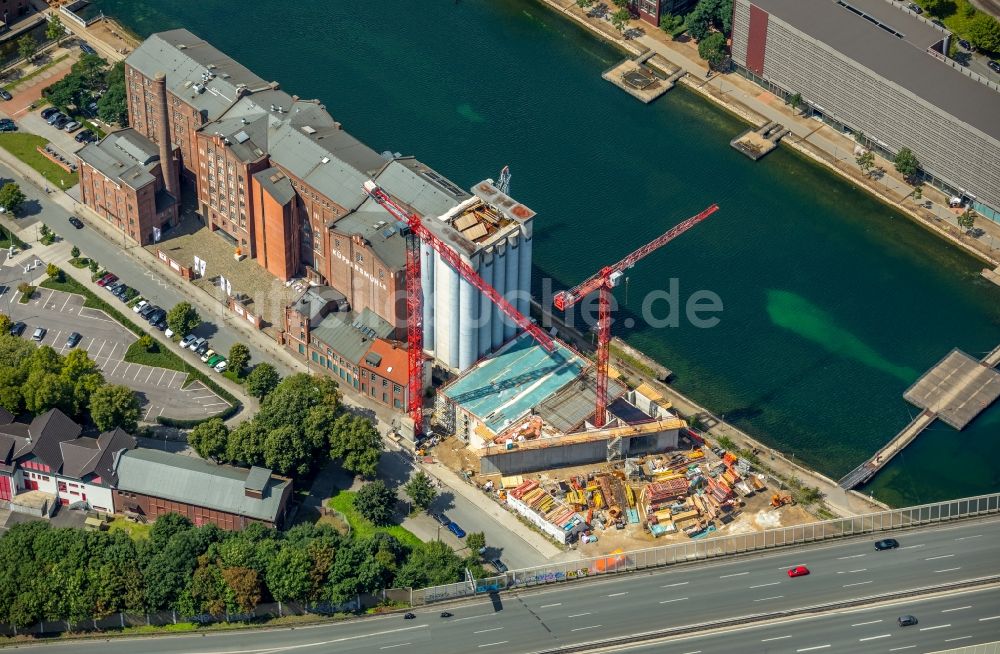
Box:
xmin=113 ymin=284 xmax=130 ymax=299
xmin=147 ymin=309 xmax=166 ymax=324
xmin=189 ymin=337 xmax=207 ymax=351
xmin=75 ymin=129 xmax=95 ymax=143
xmin=447 ymin=522 xmax=466 ymax=539
xmin=875 ymin=538 xmax=899 ymax=551
xmin=958 ymin=39 xmax=972 ymax=50
xmin=206 ymin=354 xmax=223 ymax=367
xmin=106 ymin=281 xmax=124 ymax=294
xmin=0 ymin=119 xmax=16 ymax=132
xmin=152 ymin=318 xmax=167 ymax=331
xmin=787 ymin=565 xmax=810 ymax=578
xmin=214 ymin=359 xmax=228 ymax=372
xmin=54 ymin=116 xmax=70 ymax=129
xmin=40 ymin=107 xmax=59 ymax=120
xmin=180 ymin=334 xmax=197 ymax=348
xmin=490 ymin=559 xmax=509 ymax=574
xmin=907 ymin=2 xmax=922 ymax=13
xmin=31 ymin=327 xmax=46 ymax=341
xmin=195 ymin=341 xmax=211 ymax=356
xmin=431 ymin=513 xmax=451 ymax=527
xmin=10 ymin=321 xmax=26 ymax=336
xmin=63 ymin=120 xmax=81 ymax=132
xmin=989 ymin=60 xmax=1000 ymax=74
xmin=96 ymin=273 xmax=117 ymax=287
xmin=65 ymin=332 xmax=82 ymax=348
xmin=79 ymin=41 xmax=97 ymax=55
xmin=138 ymin=304 xmax=157 ymax=319
xmin=0 ymin=89 xmax=10 ymax=102
xmin=68 ymin=216 xmax=84 ymax=229
xmin=898 ymin=615 xmax=918 ymax=627
xmin=133 ymin=300 xmax=148 ymax=314
xmin=201 ymin=349 xmax=216 ymax=363
xmin=47 ymin=112 xmax=65 ymax=125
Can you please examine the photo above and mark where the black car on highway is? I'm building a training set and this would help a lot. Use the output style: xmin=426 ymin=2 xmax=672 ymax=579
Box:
xmin=874 ymin=538 xmax=899 ymax=551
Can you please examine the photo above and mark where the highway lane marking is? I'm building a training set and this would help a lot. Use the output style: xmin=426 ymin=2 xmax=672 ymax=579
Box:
xmin=183 ymin=624 xmax=430 ymax=653
xmin=919 ymin=624 xmax=951 ymax=631
xmin=477 ymin=641 xmax=508 ymax=648
xmin=778 ymin=564 xmax=806 ymax=570
xmin=570 ymin=625 xmax=602 ymax=632
xmin=889 ymin=647 xmax=916 ymax=651
xmin=719 ymin=571 xmax=749 ymax=578
xmin=608 ymin=591 xmax=628 ymax=597
xmin=851 ymin=620 xmax=883 ymax=626
xmin=941 ymin=606 xmax=971 ymax=613
xmin=837 ymin=554 xmax=866 ymax=559
xmin=451 ymin=614 xmax=492 ymax=622
xmin=680 ymin=651 xmax=701 ymax=654
xmin=539 ymin=603 xmax=562 ymax=608
xmin=662 ymin=581 xmax=689 ymax=587
xmin=858 ymin=634 xmax=891 ymax=641
xmin=945 ymin=636 xmax=972 ymax=642
xmin=901 ymin=544 xmax=925 ymax=549
xmin=925 ymin=554 xmax=955 ymax=561
xmin=934 ymin=567 xmax=961 ymax=573
xmin=379 ymin=644 xmax=411 ymax=650
xmin=979 ymin=615 xmax=1000 ymax=621
xmin=659 ymin=597 xmax=688 ymax=604
xmin=836 ymin=569 xmax=867 ymax=574
xmin=842 ymin=581 xmax=873 ymax=588
xmin=753 ymin=596 xmax=784 ymax=602
xmin=749 ymin=582 xmax=781 ymax=588
xmin=796 ymin=646 xmax=831 ymax=652
xmin=955 ymin=534 xmax=982 ymax=540
xmin=761 ymin=635 xmax=792 ymax=642
xmin=474 ymin=627 xmax=503 ymax=634
xmin=567 ymin=612 xmax=592 ymax=618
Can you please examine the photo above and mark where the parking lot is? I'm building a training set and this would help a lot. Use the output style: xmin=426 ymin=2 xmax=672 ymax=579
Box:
xmin=2 ymin=266 xmax=230 ymax=423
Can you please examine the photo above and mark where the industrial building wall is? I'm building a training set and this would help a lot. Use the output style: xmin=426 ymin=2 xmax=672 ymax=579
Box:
xmin=481 ymin=440 xmax=609 ymax=476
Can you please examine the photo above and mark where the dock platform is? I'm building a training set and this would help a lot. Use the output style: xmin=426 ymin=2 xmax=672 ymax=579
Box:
xmin=982 ymin=265 xmax=1000 ymax=288
xmin=602 ymin=50 xmax=683 ymax=103
xmin=730 ymin=121 xmax=790 ymax=160
xmin=839 ymin=344 xmax=1000 ymax=489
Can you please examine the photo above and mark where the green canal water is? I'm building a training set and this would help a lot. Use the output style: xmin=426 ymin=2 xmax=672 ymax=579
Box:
xmin=97 ymin=0 xmax=1000 ymax=505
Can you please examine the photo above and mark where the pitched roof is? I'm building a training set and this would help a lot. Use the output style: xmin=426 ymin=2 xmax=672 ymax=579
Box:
xmin=60 ymin=427 xmax=136 ymax=485
xmin=253 ymin=167 xmax=296 ymax=206
xmin=363 ymin=339 xmax=409 ymax=387
xmin=310 ymin=307 xmax=394 ymax=366
xmin=25 ymin=409 xmax=82 ymax=472
xmin=115 ymin=449 xmax=290 ymax=522
xmin=76 ymin=128 xmax=161 ymax=190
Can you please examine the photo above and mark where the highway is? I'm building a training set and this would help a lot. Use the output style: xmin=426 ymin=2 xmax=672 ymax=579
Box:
xmin=11 ymin=519 xmax=999 ymax=653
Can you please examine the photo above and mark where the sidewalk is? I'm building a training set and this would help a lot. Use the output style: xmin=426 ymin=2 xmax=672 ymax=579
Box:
xmin=540 ymin=0 xmax=1000 ymax=267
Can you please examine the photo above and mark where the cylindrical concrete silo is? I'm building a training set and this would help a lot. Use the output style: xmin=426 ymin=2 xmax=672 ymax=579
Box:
xmin=517 ymin=220 xmax=533 ymax=318
xmin=478 ymin=250 xmax=494 ymax=358
xmin=434 ymin=251 xmax=460 ymax=368
xmin=491 ymin=241 xmax=506 ymax=349
xmin=504 ymin=233 xmax=519 ymax=341
xmin=421 ymin=241 xmax=435 ymax=353
xmin=458 ymin=254 xmax=478 ymax=370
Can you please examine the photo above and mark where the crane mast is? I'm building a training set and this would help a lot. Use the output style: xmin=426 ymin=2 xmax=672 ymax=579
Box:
xmin=553 ymin=204 xmax=719 ymax=427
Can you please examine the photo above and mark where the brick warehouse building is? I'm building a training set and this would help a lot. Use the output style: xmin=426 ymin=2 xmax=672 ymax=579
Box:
xmin=731 ymin=0 xmax=1000 ymax=222
xmin=123 ymin=30 xmax=538 ymax=379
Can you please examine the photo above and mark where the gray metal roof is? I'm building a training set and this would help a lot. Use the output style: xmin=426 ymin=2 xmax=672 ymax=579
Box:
xmin=115 ymin=448 xmax=289 ymax=522
xmin=752 ymin=0 xmax=1000 ymax=142
xmin=290 ymin=284 xmax=348 ymax=326
xmin=310 ymin=307 xmax=394 ymax=366
xmin=244 ymin=466 xmax=270 ymax=492
xmin=76 ymin=128 xmax=161 ymax=190
xmin=331 ymin=200 xmax=408 ymax=270
xmin=537 ymin=374 xmax=626 ymax=434
xmin=253 ymin=167 xmax=296 ymax=206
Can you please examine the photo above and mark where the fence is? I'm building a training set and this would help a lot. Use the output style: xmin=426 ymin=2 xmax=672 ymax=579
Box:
xmin=417 ymin=492 xmax=1000 ymax=604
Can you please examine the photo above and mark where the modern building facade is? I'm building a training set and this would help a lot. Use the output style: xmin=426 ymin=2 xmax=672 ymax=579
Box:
xmin=731 ymin=0 xmax=1000 ymax=221
xmin=124 ymin=29 xmax=539 ymax=374
xmin=76 ymin=128 xmax=179 ymax=244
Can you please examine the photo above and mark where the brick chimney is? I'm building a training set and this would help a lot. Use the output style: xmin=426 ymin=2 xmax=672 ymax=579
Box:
xmin=152 ymin=72 xmax=179 ymax=200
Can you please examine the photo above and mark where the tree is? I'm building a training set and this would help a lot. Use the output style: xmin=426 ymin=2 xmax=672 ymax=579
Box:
xmin=23 ymin=372 xmax=73 ymax=415
xmin=611 ymin=8 xmax=631 ymax=32
xmin=166 ymin=302 xmax=200 ymax=337
xmin=612 ymin=0 xmax=629 ymax=6
xmin=89 ymin=384 xmax=141 ymax=432
xmin=266 ymin=544 xmax=313 ymax=603
xmin=0 ymin=314 xmax=10 ymax=335
xmin=685 ymin=0 xmax=733 ymax=41
xmin=136 ymin=334 xmax=156 ymax=352
xmin=263 ymin=424 xmax=313 ymax=476
xmin=245 ymin=363 xmax=280 ymax=399
xmin=39 ymin=224 xmax=50 ymax=238
xmin=45 ymin=15 xmax=65 ymax=45
xmin=88 ymin=259 xmax=99 ymax=275
xmin=787 ymin=92 xmax=802 ymax=114
xmin=71 ymin=245 xmax=80 ymax=259
xmin=575 ymin=0 xmax=594 ymax=7
xmin=0 ymin=182 xmax=26 ymax=215
xmin=228 ymin=342 xmax=251 ymax=375
xmin=353 ymin=480 xmax=396 ymax=526
xmin=697 ymin=31 xmax=728 ymax=69
xmin=189 ymin=418 xmax=229 ymax=461
xmin=98 ymin=62 xmax=128 ymax=126
xmin=893 ymin=147 xmax=921 ymax=181
xmin=17 ymin=35 xmax=37 ymax=63
xmin=329 ymin=413 xmax=382 ymax=478
xmin=856 ymin=150 xmax=875 ymax=177
xmin=659 ymin=13 xmax=685 ymax=36
xmin=46 ymin=263 xmax=62 ymax=280
xmin=395 ymin=541 xmax=465 ymax=588
xmin=466 ymin=532 xmax=487 ymax=556
xmin=221 ymin=567 xmax=262 ymax=613
xmin=957 ymin=210 xmax=976 ymax=230
xmin=403 ymin=471 xmax=437 ymax=512
xmin=967 ymin=13 xmax=1000 ymax=54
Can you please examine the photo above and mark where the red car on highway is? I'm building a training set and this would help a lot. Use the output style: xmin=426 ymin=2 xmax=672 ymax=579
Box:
xmin=787 ymin=565 xmax=810 ymax=578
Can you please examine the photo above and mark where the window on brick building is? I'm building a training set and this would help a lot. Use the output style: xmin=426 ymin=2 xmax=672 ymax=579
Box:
xmin=356 ymin=253 xmax=364 ymax=263
xmin=298 ymin=344 xmax=305 ymax=354
xmin=394 ymin=385 xmax=402 ymax=393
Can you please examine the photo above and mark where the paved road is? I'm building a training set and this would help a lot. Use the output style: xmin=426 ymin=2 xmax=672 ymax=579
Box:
xmin=12 ymin=519 xmax=999 ymax=653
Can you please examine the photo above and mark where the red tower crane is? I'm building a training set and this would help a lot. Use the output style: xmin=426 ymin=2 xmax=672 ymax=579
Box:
xmin=553 ymin=204 xmax=719 ymax=428
xmin=363 ymin=180 xmax=556 ymax=435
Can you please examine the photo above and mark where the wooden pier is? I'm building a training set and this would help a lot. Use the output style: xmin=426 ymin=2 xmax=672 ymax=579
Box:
xmin=602 ymin=49 xmax=684 ymax=103
xmin=730 ymin=121 xmax=790 ymax=160
xmin=839 ymin=344 xmax=1000 ymax=489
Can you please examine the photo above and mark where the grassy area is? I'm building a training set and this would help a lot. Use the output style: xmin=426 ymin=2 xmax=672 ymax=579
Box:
xmin=913 ymin=0 xmax=996 ymax=54
xmin=123 ymin=339 xmax=188 ymax=370
xmin=325 ymin=491 xmax=423 ymax=550
xmin=2 ymin=54 xmax=70 ymax=91
xmin=0 ymin=226 xmax=26 ymax=250
xmin=69 ymin=257 xmax=90 ymax=268
xmin=107 ymin=517 xmax=151 ymax=540
xmin=17 ymin=285 xmax=34 ymax=303
xmin=0 ymin=132 xmax=79 ymax=188
xmin=609 ymin=342 xmax=660 ymax=379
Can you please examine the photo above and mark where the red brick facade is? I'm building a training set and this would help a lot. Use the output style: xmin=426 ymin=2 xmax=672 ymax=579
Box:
xmin=113 ymin=488 xmax=290 ymax=530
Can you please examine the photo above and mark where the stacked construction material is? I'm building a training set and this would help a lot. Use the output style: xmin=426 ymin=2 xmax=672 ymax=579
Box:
xmin=507 ymin=479 xmax=586 ymax=544
xmin=640 ymin=477 xmax=690 ymax=515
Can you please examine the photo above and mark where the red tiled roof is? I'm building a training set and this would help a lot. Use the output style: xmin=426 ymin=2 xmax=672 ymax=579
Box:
xmin=364 ymin=339 xmax=408 ymax=386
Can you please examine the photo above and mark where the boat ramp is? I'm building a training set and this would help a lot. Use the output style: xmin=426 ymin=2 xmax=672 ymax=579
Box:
xmin=730 ymin=121 xmax=790 ymax=161
xmin=602 ymin=49 xmax=685 ymax=103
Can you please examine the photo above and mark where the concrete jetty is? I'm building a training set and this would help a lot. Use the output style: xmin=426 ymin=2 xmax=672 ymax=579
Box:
xmin=839 ymin=344 xmax=1000 ymax=489
xmin=602 ymin=49 xmax=684 ymax=103
xmin=982 ymin=265 xmax=1000 ymax=288
xmin=730 ymin=121 xmax=790 ymax=160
